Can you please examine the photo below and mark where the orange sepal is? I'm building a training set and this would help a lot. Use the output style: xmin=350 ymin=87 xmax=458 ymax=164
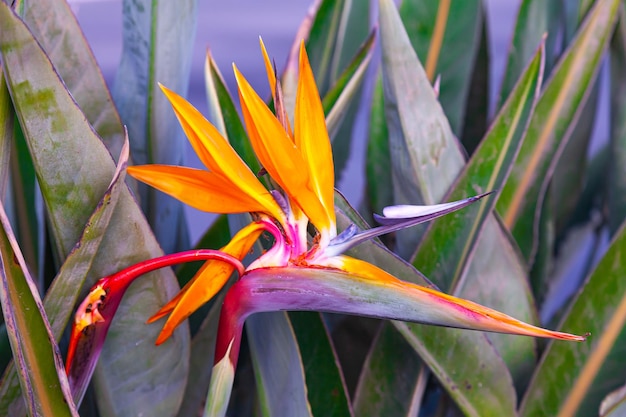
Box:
xmin=234 ymin=65 xmax=328 ymax=230
xmin=294 ymin=41 xmax=336 ymax=235
xmin=158 ymin=85 xmax=284 ymax=221
xmin=128 ymin=165 xmax=275 ymax=215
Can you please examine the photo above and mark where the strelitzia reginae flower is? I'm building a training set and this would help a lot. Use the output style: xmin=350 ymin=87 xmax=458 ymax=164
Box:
xmin=66 ymin=39 xmax=585 ymax=415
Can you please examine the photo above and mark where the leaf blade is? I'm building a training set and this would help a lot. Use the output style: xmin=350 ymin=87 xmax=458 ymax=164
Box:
xmin=0 ymin=5 xmax=190 ymax=415
xmin=497 ymin=0 xmax=620 ymax=261
xmin=0 ymin=203 xmax=78 ymax=417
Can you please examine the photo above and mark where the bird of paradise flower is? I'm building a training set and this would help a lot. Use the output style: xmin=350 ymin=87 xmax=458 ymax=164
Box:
xmin=65 ymin=39 xmax=585 ymax=416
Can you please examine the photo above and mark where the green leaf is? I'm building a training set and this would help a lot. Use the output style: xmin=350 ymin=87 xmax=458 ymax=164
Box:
xmin=56 ymin=139 xmax=128 ymax=406
xmin=399 ymin=0 xmax=482 ymax=135
xmin=497 ymin=0 xmax=562 ymax=109
xmin=608 ymin=9 xmax=626 ymax=235
xmin=335 ymin=193 xmax=518 ymax=417
xmin=1 ymin=67 xmax=39 ymax=276
xmin=379 ymin=0 xmax=540 ymax=391
xmin=497 ymin=0 xmax=620 ymax=262
xmin=8 ymin=122 xmax=38 ymax=276
xmin=353 ymin=323 xmax=425 ymax=416
xmin=0 ymin=5 xmax=189 ymax=416
xmin=113 ymin=0 xmax=196 ymax=254
xmin=22 ymin=0 xmax=125 ymax=158
xmin=0 ymin=204 xmax=78 ymax=417
xmin=519 ymin=220 xmax=626 ymax=417
xmin=551 ymin=81 xmax=598 ymax=236
xmin=379 ymin=0 xmax=465 ymax=256
xmin=412 ymin=43 xmax=543 ymax=296
xmin=246 ymin=312 xmax=313 ymax=417
xmin=289 ymin=312 xmax=352 ymax=417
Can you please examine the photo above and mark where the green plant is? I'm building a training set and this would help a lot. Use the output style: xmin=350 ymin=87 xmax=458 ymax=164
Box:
xmin=0 ymin=0 xmax=624 ymax=416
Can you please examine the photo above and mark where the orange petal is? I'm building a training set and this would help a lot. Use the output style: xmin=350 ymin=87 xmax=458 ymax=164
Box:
xmin=259 ymin=37 xmax=277 ymax=103
xmin=128 ymin=165 xmax=275 ymax=214
xmin=153 ymin=222 xmax=266 ymax=344
xmin=259 ymin=37 xmax=293 ymax=137
xmin=295 ymin=41 xmax=336 ymax=235
xmin=234 ymin=65 xmax=328 ymax=229
xmin=159 ymin=85 xmax=284 ymax=220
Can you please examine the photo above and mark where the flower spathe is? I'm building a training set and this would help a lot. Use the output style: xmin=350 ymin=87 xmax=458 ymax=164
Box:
xmin=67 ymin=38 xmax=586 ymax=415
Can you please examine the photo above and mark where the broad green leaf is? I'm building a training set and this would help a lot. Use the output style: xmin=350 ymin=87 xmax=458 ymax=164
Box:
xmin=22 ymin=0 xmax=125 ymax=158
xmin=520 ymin=221 xmax=626 ymax=417
xmin=412 ymin=44 xmax=543 ymax=295
xmin=379 ymin=0 xmax=539 ymax=389
xmin=608 ymin=8 xmax=626 ymax=235
xmin=0 ymin=137 xmax=128 ymax=415
xmin=353 ymin=322 xmax=425 ymax=417
xmin=289 ymin=312 xmax=352 ymax=417
xmin=399 ymin=0 xmax=482 ymax=135
xmin=8 ymin=123 xmax=38 ymax=275
xmin=61 ymin=139 xmax=129 ymax=406
xmin=0 ymin=5 xmax=189 ymax=416
xmin=335 ymin=194 xmax=518 ymax=417
xmin=0 ymin=204 xmax=78 ymax=417
xmin=379 ymin=0 xmax=465 ymax=256
xmin=497 ymin=0 xmax=562 ymax=109
xmin=497 ymin=0 xmax=620 ymax=262
xmin=1 ymin=69 xmax=38 ymax=275
xmin=246 ymin=312 xmax=313 ymax=417
xmin=453 ymin=219 xmax=538 ymax=391
xmin=113 ymin=0 xmax=196 ymax=254
xmin=551 ymin=83 xmax=598 ymax=236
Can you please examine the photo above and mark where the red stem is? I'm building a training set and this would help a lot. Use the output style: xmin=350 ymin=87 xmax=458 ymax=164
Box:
xmin=104 ymin=249 xmax=245 ymax=289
